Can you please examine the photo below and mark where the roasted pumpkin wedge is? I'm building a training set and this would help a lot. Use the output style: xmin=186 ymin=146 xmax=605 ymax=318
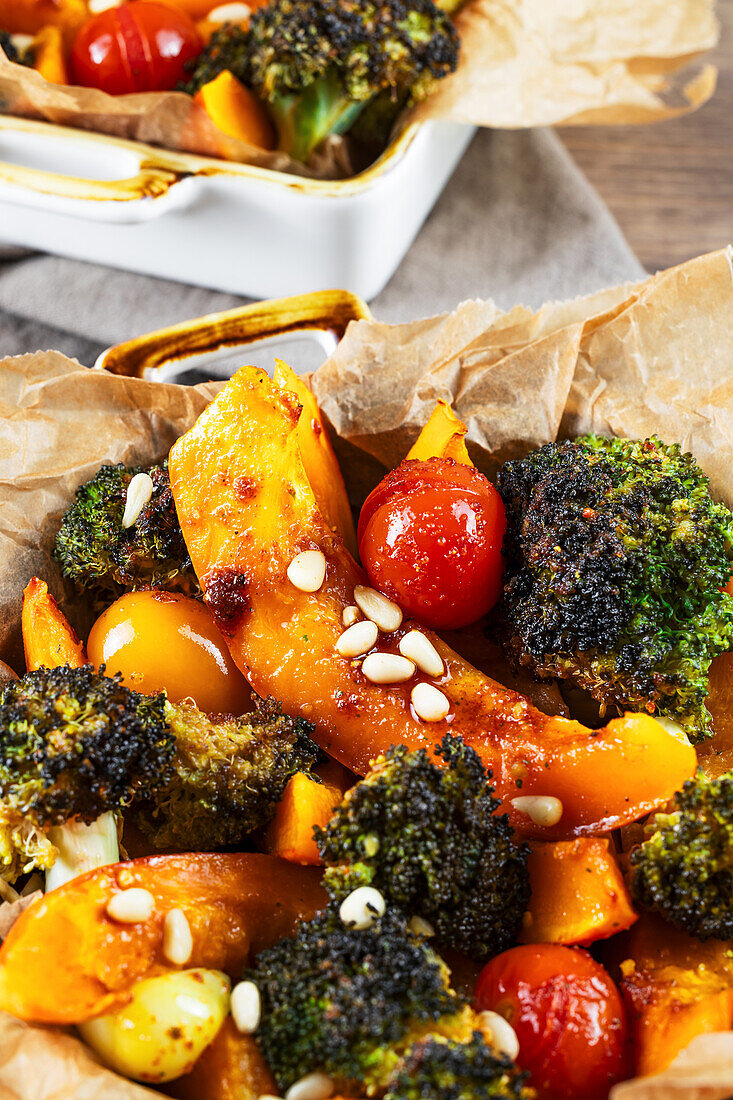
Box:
xmin=168 ymin=366 xmax=697 ymax=838
xmin=22 ymin=576 xmax=86 ymax=671
xmin=406 ymin=399 xmax=472 ymax=465
xmin=0 ymin=852 xmax=325 ymax=1025
xmin=521 ymin=839 xmax=637 ymax=946
xmin=618 ymin=913 xmax=733 ymax=1076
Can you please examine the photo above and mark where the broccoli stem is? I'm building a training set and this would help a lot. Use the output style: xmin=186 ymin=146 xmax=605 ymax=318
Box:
xmin=45 ymin=812 xmax=120 ymax=893
xmin=268 ymin=67 xmax=367 ymax=162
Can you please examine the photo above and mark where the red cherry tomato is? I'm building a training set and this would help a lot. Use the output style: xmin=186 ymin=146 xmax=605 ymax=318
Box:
xmin=474 ymin=945 xmax=629 ymax=1100
xmin=71 ymin=1 xmax=201 ymax=94
xmin=357 ymin=457 xmax=506 ymax=630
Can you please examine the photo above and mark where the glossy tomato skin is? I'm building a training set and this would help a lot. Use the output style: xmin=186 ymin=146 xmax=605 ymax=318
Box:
xmin=358 ymin=457 xmax=506 ymax=630
xmin=87 ymin=590 xmax=252 ymax=715
xmin=71 ymin=2 xmax=201 ymax=94
xmin=474 ymin=944 xmax=629 ymax=1100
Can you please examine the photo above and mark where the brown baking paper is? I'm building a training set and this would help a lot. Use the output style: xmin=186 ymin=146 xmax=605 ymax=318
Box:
xmin=1 ymin=247 xmax=733 ymax=1096
xmin=0 ymin=352 xmax=217 ymax=670
xmin=0 ymin=0 xmax=720 ymax=179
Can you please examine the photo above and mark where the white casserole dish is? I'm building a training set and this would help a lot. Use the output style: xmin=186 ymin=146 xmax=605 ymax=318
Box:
xmin=0 ymin=114 xmax=475 ymax=301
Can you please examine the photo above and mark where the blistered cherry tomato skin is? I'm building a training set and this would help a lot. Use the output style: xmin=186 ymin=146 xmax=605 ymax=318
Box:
xmin=474 ymin=945 xmax=629 ymax=1100
xmin=358 ymin=458 xmax=506 ymax=630
xmin=71 ymin=2 xmax=201 ymax=94
xmin=87 ymin=591 xmax=252 ymax=715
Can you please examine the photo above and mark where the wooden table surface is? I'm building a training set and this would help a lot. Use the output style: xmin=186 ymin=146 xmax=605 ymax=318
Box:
xmin=559 ymin=1 xmax=732 ymax=273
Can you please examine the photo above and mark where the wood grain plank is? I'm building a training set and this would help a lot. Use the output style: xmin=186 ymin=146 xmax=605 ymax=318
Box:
xmin=559 ymin=0 xmax=733 ymax=273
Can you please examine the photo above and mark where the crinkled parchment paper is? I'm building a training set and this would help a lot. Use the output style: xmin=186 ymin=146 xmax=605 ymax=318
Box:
xmin=0 ymin=0 xmax=719 ymax=178
xmin=1 ymin=247 xmax=733 ymax=1096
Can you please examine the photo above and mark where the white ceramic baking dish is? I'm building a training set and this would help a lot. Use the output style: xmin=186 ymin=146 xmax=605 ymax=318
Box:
xmin=0 ymin=113 xmax=475 ymax=301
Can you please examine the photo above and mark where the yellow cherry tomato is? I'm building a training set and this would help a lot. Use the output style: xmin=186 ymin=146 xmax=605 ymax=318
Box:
xmin=78 ymin=969 xmax=230 ymax=1083
xmin=87 ymin=592 xmax=251 ymax=715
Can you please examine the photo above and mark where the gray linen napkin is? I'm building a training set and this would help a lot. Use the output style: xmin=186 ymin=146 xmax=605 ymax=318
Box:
xmin=0 ymin=128 xmax=644 ymax=365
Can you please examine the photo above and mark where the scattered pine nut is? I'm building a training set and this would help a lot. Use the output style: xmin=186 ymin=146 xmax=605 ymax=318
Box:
xmin=361 ymin=652 xmax=415 ymax=684
xmin=122 ymin=472 xmax=154 ymax=529
xmin=353 ymin=585 xmax=402 ymax=632
xmin=399 ymin=631 xmax=444 ymax=676
xmin=163 ymin=908 xmax=193 ymax=966
xmin=335 ymin=620 xmax=378 ymax=658
xmin=106 ymin=888 xmax=155 ymax=923
xmin=207 ymin=1 xmax=251 ymax=22
xmin=339 ymin=886 xmax=386 ymax=930
xmin=411 ymin=682 xmax=450 ymax=722
xmin=511 ymin=795 xmax=563 ymax=828
xmin=9 ymin=32 xmax=34 ymax=50
xmin=342 ymin=605 xmax=360 ymax=627
xmin=479 ymin=1010 xmax=520 ymax=1061
xmin=231 ymin=980 xmax=261 ymax=1034
xmin=287 ymin=550 xmax=326 ymax=592
xmin=285 ymin=1072 xmax=335 ymax=1100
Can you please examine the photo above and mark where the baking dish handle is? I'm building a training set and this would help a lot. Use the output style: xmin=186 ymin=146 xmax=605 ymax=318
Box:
xmin=0 ymin=116 xmax=191 ymax=220
xmin=0 ymin=156 xmax=182 ymax=206
xmin=96 ymin=290 xmax=373 ymax=378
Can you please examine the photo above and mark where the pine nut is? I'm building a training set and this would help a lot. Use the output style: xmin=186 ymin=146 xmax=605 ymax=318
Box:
xmin=361 ymin=653 xmax=414 ymax=684
xmin=106 ymin=888 xmax=155 ymax=923
xmin=399 ymin=631 xmax=444 ymax=676
xmin=408 ymin=915 xmax=435 ymax=938
xmin=122 ymin=472 xmax=154 ymax=529
xmin=342 ymin=605 xmax=360 ymax=627
xmin=287 ymin=550 xmax=326 ymax=593
xmin=285 ymin=1073 xmax=334 ymax=1100
xmin=339 ymin=886 xmax=386 ymax=930
xmin=479 ymin=1010 xmax=520 ymax=1061
xmin=163 ymin=908 xmax=193 ymax=965
xmin=230 ymin=980 xmax=261 ymax=1034
xmin=511 ymin=795 xmax=563 ymax=828
xmin=353 ymin=586 xmax=402 ymax=632
xmin=9 ymin=32 xmax=35 ymax=50
xmin=208 ymin=1 xmax=250 ymax=21
xmin=335 ymin=620 xmax=378 ymax=658
xmin=411 ymin=682 xmax=450 ymax=722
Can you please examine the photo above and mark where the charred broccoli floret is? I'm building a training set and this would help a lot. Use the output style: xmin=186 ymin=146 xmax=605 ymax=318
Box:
xmin=630 ymin=769 xmax=733 ymax=940
xmin=246 ymin=0 xmax=459 ymax=162
xmin=54 ymin=461 xmax=196 ymax=605
xmin=315 ymin=733 xmax=530 ymax=960
xmin=136 ymin=696 xmax=319 ymax=850
xmin=0 ymin=665 xmax=174 ymax=884
xmin=497 ymin=435 xmax=733 ymax=742
xmin=179 ymin=22 xmax=250 ymax=95
xmin=248 ymin=905 xmax=480 ymax=1092
xmin=384 ymin=1033 xmax=533 ymax=1100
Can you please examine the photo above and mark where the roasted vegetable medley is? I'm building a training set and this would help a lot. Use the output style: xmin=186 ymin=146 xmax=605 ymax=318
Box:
xmin=0 ymin=0 xmax=461 ymax=164
xmin=0 ymin=366 xmax=732 ymax=1099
